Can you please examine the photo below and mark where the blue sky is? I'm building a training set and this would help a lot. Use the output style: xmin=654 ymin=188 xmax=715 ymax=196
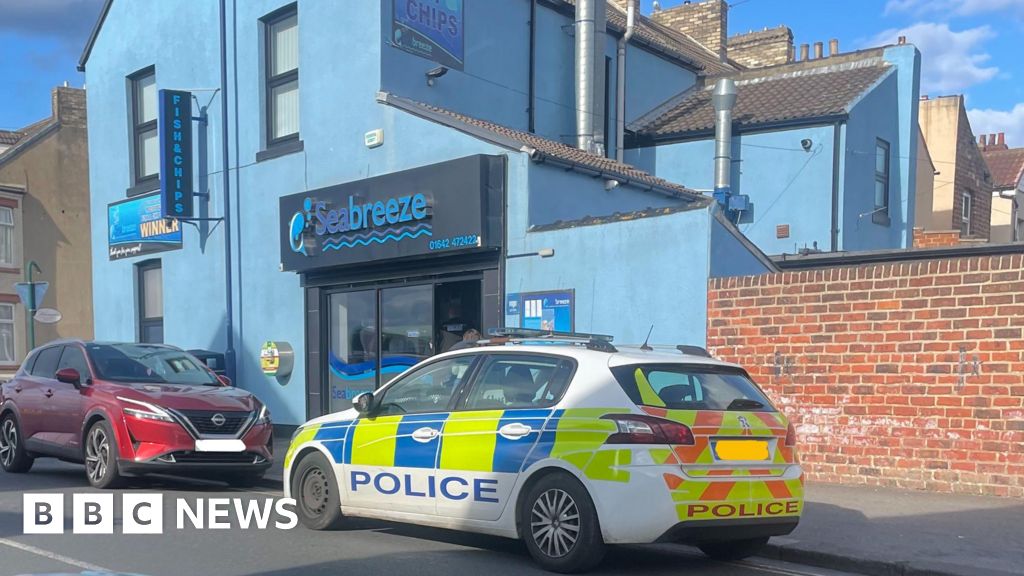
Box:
xmin=2 ymin=0 xmax=1023 ymax=142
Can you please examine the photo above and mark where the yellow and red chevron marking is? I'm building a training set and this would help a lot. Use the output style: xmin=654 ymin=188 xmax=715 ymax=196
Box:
xmin=661 ymin=470 xmax=804 ymax=522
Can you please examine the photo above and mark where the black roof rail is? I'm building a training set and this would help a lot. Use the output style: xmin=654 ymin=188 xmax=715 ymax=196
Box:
xmin=484 ymin=328 xmax=618 ymax=352
xmin=676 ymin=345 xmax=712 ymax=358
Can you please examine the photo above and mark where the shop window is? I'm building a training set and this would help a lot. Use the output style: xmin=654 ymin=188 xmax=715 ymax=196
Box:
xmin=873 ymin=139 xmax=890 ymax=225
xmin=0 ymin=303 xmax=13 ymax=363
xmin=264 ymin=5 xmax=299 ymax=146
xmin=961 ymin=191 xmax=973 ymax=237
xmin=137 ymin=260 xmax=163 ymax=343
xmin=0 ymin=207 xmax=14 ymax=266
xmin=129 ymin=67 xmax=158 ymax=192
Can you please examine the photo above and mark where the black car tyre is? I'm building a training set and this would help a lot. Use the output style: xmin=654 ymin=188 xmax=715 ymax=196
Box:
xmin=0 ymin=413 xmax=34 ymax=473
xmin=84 ymin=420 xmax=123 ymax=489
xmin=292 ymin=451 xmax=344 ymax=530
xmin=520 ymin=472 xmax=605 ymax=573
xmin=698 ymin=536 xmax=770 ymax=561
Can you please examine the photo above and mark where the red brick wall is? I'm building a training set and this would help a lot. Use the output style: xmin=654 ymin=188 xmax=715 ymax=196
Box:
xmin=707 ymin=254 xmax=1024 ymax=497
xmin=913 ymin=227 xmax=962 ymax=249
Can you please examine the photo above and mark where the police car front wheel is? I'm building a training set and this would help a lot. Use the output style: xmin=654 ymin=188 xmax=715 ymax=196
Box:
xmin=520 ymin=472 xmax=605 ymax=573
xmin=292 ymin=451 xmax=344 ymax=530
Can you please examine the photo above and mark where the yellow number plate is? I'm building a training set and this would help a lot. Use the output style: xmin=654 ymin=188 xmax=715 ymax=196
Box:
xmin=714 ymin=440 xmax=770 ymax=461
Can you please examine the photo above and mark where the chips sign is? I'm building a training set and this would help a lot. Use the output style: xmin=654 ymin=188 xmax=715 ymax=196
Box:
xmin=392 ymin=0 xmax=464 ymax=70
xmin=158 ymin=89 xmax=194 ymax=219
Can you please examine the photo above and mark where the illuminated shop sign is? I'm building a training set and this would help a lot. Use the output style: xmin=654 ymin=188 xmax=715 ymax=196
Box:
xmin=158 ymin=89 xmax=194 ymax=219
xmin=280 ymin=155 xmax=504 ymax=273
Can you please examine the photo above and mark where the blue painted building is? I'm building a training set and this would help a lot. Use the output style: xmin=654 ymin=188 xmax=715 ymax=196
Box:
xmin=79 ymin=0 xmax=774 ymax=424
xmin=627 ymin=44 xmax=923 ymax=255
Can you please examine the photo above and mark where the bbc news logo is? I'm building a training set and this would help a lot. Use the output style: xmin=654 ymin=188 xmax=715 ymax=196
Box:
xmin=24 ymin=494 xmax=298 ymax=534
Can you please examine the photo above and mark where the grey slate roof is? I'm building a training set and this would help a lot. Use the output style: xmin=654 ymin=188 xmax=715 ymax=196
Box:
xmin=378 ymin=92 xmax=706 ymax=203
xmin=636 ymin=53 xmax=893 ymax=139
xmin=0 ymin=131 xmax=22 ymax=146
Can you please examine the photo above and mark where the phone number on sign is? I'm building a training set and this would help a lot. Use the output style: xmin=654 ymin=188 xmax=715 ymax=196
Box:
xmin=429 ymin=234 xmax=480 ymax=251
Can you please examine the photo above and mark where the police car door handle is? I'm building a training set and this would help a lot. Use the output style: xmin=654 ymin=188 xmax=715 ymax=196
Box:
xmin=411 ymin=427 xmax=440 ymax=443
xmin=498 ymin=422 xmax=532 ymax=440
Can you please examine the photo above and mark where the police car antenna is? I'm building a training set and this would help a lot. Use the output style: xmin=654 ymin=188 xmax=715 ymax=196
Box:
xmin=640 ymin=325 xmax=654 ymax=351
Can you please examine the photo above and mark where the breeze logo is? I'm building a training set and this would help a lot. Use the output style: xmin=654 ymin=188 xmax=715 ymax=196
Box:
xmin=23 ymin=494 xmax=298 ymax=534
xmin=289 ymin=193 xmax=432 ymax=255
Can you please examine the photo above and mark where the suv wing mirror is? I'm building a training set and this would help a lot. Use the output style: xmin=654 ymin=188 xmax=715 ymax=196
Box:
xmin=55 ymin=368 xmax=82 ymax=389
xmin=217 ymin=375 xmax=232 ymax=387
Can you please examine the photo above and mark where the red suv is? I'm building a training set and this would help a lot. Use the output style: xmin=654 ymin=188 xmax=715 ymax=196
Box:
xmin=0 ymin=341 xmax=273 ymax=488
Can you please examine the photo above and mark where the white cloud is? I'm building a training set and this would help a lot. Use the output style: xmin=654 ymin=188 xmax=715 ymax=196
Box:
xmin=885 ymin=0 xmax=1024 ymax=17
xmin=968 ymin=104 xmax=1024 ymax=148
xmin=867 ymin=23 xmax=998 ymax=94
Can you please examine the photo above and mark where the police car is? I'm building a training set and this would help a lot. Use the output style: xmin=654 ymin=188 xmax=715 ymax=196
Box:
xmin=284 ymin=330 xmax=802 ymax=573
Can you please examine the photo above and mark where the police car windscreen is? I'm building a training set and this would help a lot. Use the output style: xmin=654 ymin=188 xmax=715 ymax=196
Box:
xmin=610 ymin=364 xmax=775 ymax=412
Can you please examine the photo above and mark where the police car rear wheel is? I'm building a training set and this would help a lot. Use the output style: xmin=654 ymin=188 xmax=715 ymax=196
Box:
xmin=698 ymin=536 xmax=770 ymax=561
xmin=293 ymin=452 xmax=344 ymax=530
xmin=520 ymin=473 xmax=605 ymax=573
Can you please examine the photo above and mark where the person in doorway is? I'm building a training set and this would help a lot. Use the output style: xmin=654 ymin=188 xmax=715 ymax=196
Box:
xmin=437 ymin=301 xmax=468 ymax=353
xmin=448 ymin=328 xmax=482 ymax=351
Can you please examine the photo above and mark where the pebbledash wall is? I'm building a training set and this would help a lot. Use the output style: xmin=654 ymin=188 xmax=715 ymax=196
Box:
xmin=707 ymin=253 xmax=1024 ymax=497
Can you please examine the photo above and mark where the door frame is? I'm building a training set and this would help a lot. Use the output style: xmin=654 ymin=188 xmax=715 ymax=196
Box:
xmin=318 ymin=272 xmax=485 ymax=417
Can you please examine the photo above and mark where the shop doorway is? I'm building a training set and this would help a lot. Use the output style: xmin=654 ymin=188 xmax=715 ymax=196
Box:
xmin=325 ymin=279 xmax=482 ymax=413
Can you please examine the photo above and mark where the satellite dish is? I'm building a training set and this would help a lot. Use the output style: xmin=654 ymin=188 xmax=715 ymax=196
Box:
xmin=34 ymin=308 xmax=62 ymax=324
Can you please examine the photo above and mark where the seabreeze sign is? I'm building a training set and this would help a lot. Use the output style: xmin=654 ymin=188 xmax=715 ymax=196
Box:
xmin=108 ymin=193 xmax=182 ymax=261
xmin=392 ymin=0 xmax=464 ymax=70
xmin=158 ymin=89 xmax=194 ymax=219
xmin=280 ymin=155 xmax=504 ymax=273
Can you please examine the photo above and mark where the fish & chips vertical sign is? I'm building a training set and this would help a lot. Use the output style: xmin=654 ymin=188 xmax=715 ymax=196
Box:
xmin=392 ymin=0 xmax=464 ymax=70
xmin=158 ymin=89 xmax=194 ymax=219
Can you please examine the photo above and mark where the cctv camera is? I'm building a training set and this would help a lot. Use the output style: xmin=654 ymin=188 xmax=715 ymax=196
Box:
xmin=800 ymin=138 xmax=813 ymax=151
xmin=425 ymin=66 xmax=449 ymax=86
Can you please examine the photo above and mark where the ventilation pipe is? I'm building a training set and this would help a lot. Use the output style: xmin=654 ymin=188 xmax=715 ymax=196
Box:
xmin=615 ymin=0 xmax=637 ymax=163
xmin=575 ymin=0 xmax=607 ymax=155
xmin=712 ymin=78 xmax=737 ymax=208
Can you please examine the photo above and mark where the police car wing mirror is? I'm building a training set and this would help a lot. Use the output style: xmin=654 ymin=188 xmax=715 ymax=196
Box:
xmin=353 ymin=392 xmax=375 ymax=415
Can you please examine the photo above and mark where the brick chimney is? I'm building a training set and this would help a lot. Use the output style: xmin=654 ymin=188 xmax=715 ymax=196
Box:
xmin=52 ymin=86 xmax=87 ymax=129
xmin=727 ymin=26 xmax=793 ymax=68
xmin=979 ymin=133 xmax=1009 ymax=151
xmin=651 ymin=0 xmax=728 ymax=61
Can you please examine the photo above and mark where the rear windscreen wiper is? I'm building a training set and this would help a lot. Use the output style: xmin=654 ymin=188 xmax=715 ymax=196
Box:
xmin=726 ymin=398 xmax=765 ymax=411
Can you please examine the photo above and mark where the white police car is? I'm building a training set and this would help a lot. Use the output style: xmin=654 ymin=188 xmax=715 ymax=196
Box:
xmin=284 ymin=330 xmax=803 ymax=573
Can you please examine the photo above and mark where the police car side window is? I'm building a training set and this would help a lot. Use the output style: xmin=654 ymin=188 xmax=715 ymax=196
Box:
xmin=375 ymin=356 xmax=474 ymax=416
xmin=461 ymin=355 xmax=575 ymax=411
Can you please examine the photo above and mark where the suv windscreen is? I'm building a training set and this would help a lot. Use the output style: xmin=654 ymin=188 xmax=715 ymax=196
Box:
xmin=611 ymin=364 xmax=775 ymax=412
xmin=86 ymin=343 xmax=219 ymax=386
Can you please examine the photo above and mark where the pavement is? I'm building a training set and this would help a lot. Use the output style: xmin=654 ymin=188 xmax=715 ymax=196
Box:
xmin=0 ymin=437 xmax=1015 ymax=576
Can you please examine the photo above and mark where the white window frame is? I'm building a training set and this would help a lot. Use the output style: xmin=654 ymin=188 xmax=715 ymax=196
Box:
xmin=0 ymin=206 xmax=14 ymax=266
xmin=961 ymin=191 xmax=973 ymax=237
xmin=0 ymin=302 xmax=14 ymax=364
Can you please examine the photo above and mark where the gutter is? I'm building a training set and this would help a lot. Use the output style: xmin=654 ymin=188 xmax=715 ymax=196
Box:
xmin=615 ymin=0 xmax=637 ymax=163
xmin=830 ymin=121 xmax=842 ymax=251
xmin=773 ymin=242 xmax=1024 ymax=269
xmin=632 ymin=114 xmax=850 ymax=148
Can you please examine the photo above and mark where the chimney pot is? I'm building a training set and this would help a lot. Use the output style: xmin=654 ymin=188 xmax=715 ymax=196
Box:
xmin=799 ymin=44 xmax=809 ymax=61
xmin=828 ymin=38 xmax=839 ymax=57
xmin=979 ymin=134 xmax=987 ymax=146
xmin=998 ymin=132 xmax=1006 ymax=146
xmin=813 ymin=41 xmax=823 ymax=59
xmin=898 ymin=35 xmax=906 ymax=45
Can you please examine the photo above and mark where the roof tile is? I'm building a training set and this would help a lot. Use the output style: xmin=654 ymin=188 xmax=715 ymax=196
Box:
xmin=982 ymin=148 xmax=1024 ymax=191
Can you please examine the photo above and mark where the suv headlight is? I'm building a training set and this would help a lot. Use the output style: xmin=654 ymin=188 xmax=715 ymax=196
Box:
xmin=256 ymin=404 xmax=271 ymax=425
xmin=118 ymin=396 xmax=175 ymax=423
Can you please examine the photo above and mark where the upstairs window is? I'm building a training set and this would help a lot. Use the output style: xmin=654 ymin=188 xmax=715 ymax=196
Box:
xmin=0 ymin=206 xmax=14 ymax=266
xmin=129 ymin=67 xmax=158 ymax=189
xmin=0 ymin=303 xmax=13 ymax=363
xmin=961 ymin=191 xmax=973 ymax=237
xmin=264 ymin=6 xmax=299 ymax=145
xmin=874 ymin=139 xmax=890 ymax=224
